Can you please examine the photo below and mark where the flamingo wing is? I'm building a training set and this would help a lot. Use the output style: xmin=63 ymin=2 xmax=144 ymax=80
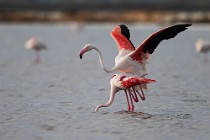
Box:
xmin=130 ymin=24 xmax=191 ymax=63
xmin=121 ymin=76 xmax=156 ymax=89
xmin=110 ymin=26 xmax=135 ymax=52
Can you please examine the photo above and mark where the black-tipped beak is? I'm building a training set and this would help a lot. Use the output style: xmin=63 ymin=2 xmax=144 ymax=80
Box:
xmin=79 ymin=54 xmax=83 ymax=59
xmin=79 ymin=48 xmax=86 ymax=59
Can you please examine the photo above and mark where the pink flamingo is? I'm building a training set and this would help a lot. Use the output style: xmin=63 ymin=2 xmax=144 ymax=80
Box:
xmin=80 ymin=24 xmax=191 ymax=112
xmin=80 ymin=24 xmax=191 ymax=77
xmin=195 ymin=39 xmax=210 ymax=62
xmin=25 ymin=37 xmax=47 ymax=63
xmin=95 ymin=74 xmax=156 ymax=112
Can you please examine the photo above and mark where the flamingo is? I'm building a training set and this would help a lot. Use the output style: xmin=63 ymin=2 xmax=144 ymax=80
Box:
xmin=25 ymin=37 xmax=47 ymax=63
xmin=95 ymin=74 xmax=156 ymax=112
xmin=195 ymin=39 xmax=210 ymax=62
xmin=79 ymin=24 xmax=191 ymax=77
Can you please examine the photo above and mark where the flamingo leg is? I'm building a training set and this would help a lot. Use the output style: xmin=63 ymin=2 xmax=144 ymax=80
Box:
xmin=204 ymin=53 xmax=208 ymax=63
xmin=136 ymin=85 xmax=145 ymax=100
xmin=128 ymin=89 xmax=135 ymax=111
xmin=124 ymin=90 xmax=131 ymax=111
xmin=35 ymin=51 xmax=40 ymax=63
xmin=131 ymin=87 xmax=139 ymax=102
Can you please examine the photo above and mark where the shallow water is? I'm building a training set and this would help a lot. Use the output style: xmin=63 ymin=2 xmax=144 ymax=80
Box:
xmin=0 ymin=23 xmax=210 ymax=140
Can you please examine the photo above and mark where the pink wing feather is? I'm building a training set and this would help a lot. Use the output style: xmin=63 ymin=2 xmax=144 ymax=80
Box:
xmin=111 ymin=29 xmax=135 ymax=52
xmin=121 ymin=77 xmax=156 ymax=89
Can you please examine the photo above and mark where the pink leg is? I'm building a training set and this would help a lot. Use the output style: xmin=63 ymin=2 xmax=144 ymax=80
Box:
xmin=124 ymin=90 xmax=131 ymax=111
xmin=131 ymin=87 xmax=139 ymax=102
xmin=35 ymin=51 xmax=40 ymax=63
xmin=128 ymin=89 xmax=135 ymax=111
xmin=136 ymin=85 xmax=145 ymax=100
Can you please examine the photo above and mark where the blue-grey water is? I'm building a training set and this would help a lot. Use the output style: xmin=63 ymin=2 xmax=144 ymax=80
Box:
xmin=0 ymin=23 xmax=210 ymax=140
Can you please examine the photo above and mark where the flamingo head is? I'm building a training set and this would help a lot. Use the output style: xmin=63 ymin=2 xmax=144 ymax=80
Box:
xmin=79 ymin=44 xmax=94 ymax=59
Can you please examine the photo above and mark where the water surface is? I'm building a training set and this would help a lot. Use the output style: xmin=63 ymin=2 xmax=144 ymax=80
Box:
xmin=0 ymin=23 xmax=210 ymax=140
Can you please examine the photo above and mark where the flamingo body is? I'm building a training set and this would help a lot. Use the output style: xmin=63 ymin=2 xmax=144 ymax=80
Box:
xmin=195 ymin=39 xmax=210 ymax=53
xmin=111 ymin=74 xmax=156 ymax=89
xmin=113 ymin=54 xmax=147 ymax=76
xmin=195 ymin=39 xmax=210 ymax=62
xmin=95 ymin=74 xmax=156 ymax=112
xmin=25 ymin=37 xmax=47 ymax=63
xmin=25 ymin=37 xmax=47 ymax=51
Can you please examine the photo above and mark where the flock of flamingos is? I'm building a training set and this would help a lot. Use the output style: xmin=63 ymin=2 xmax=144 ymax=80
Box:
xmin=25 ymin=23 xmax=210 ymax=112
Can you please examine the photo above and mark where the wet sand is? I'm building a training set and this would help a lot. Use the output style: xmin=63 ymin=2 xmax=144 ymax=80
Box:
xmin=0 ymin=23 xmax=210 ymax=140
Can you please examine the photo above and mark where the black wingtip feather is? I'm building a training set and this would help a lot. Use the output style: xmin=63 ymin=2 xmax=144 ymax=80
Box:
xmin=119 ymin=24 xmax=136 ymax=50
xmin=183 ymin=23 xmax=192 ymax=27
xmin=119 ymin=24 xmax=130 ymax=39
xmin=141 ymin=23 xmax=192 ymax=54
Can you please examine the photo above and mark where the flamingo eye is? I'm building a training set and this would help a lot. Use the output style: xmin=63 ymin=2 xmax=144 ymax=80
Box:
xmin=112 ymin=75 xmax=116 ymax=78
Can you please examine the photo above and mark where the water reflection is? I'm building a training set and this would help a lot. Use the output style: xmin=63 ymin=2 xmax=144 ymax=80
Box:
xmin=114 ymin=110 xmax=192 ymax=120
xmin=115 ymin=110 xmax=152 ymax=119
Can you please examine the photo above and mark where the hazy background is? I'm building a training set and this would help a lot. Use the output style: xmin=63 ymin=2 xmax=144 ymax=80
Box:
xmin=0 ymin=0 xmax=210 ymax=23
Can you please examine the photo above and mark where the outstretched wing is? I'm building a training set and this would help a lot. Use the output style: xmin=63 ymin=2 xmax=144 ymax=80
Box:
xmin=130 ymin=24 xmax=191 ymax=63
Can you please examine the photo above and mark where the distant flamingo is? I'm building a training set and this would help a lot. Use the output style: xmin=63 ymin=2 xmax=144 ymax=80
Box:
xmin=25 ymin=37 xmax=47 ymax=63
xmin=70 ymin=22 xmax=82 ymax=31
xmin=95 ymin=74 xmax=156 ymax=112
xmin=80 ymin=24 xmax=191 ymax=77
xmin=195 ymin=39 xmax=210 ymax=62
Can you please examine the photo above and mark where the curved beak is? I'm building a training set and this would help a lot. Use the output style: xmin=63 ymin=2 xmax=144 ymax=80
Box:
xmin=79 ymin=54 xmax=83 ymax=59
xmin=79 ymin=48 xmax=85 ymax=59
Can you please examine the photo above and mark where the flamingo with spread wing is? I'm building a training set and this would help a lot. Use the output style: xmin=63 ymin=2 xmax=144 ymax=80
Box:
xmin=80 ymin=24 xmax=191 ymax=77
xmin=80 ymin=24 xmax=191 ymax=111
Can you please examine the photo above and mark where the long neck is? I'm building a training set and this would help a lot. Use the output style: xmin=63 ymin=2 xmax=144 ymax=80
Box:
xmin=95 ymin=86 xmax=118 ymax=112
xmin=93 ymin=47 xmax=114 ymax=73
